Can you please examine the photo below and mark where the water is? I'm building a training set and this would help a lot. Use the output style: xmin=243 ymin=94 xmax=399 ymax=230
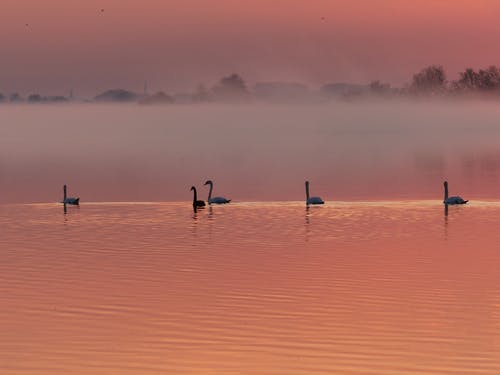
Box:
xmin=2 ymin=102 xmax=500 ymax=204
xmin=2 ymin=201 xmax=500 ymax=374
xmin=2 ymin=102 xmax=500 ymax=373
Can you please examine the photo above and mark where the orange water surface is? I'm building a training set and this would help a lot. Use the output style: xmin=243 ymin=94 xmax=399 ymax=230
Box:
xmin=1 ymin=201 xmax=499 ymax=374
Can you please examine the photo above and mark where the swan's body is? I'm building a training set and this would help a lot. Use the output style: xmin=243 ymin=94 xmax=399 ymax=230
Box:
xmin=305 ymin=181 xmax=324 ymax=205
xmin=445 ymin=196 xmax=468 ymax=205
xmin=191 ymin=186 xmax=206 ymax=207
xmin=443 ymin=181 xmax=468 ymax=205
xmin=62 ymin=185 xmax=79 ymax=205
xmin=204 ymin=180 xmax=231 ymax=204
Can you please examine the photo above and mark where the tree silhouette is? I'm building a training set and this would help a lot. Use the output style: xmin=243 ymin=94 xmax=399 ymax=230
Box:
xmin=460 ymin=68 xmax=479 ymax=89
xmin=477 ymin=65 xmax=500 ymax=90
xmin=212 ymin=74 xmax=250 ymax=101
xmin=453 ymin=66 xmax=500 ymax=92
xmin=410 ymin=65 xmax=447 ymax=95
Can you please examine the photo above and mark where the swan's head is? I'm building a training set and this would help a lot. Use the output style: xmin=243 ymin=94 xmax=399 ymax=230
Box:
xmin=190 ymin=186 xmax=196 ymax=191
xmin=204 ymin=180 xmax=213 ymax=186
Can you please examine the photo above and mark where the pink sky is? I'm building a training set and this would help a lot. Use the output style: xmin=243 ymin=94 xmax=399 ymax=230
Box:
xmin=2 ymin=0 xmax=500 ymax=95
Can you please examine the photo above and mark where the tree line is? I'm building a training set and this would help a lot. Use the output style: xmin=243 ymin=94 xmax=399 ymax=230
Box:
xmin=2 ymin=66 xmax=500 ymax=104
xmin=408 ymin=65 xmax=500 ymax=95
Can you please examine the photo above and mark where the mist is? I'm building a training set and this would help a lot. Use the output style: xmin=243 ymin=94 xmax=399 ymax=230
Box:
xmin=1 ymin=100 xmax=500 ymax=204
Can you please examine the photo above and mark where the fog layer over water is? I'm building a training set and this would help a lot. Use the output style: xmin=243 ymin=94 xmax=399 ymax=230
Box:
xmin=1 ymin=102 xmax=500 ymax=203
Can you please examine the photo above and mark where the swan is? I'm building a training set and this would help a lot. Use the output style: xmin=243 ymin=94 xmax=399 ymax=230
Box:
xmin=191 ymin=186 xmax=206 ymax=207
xmin=62 ymin=184 xmax=79 ymax=205
xmin=443 ymin=181 xmax=468 ymax=205
xmin=305 ymin=181 xmax=324 ymax=205
xmin=204 ymin=180 xmax=231 ymax=204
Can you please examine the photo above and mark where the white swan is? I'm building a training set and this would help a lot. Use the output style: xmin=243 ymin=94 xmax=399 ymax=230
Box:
xmin=62 ymin=184 xmax=79 ymax=205
xmin=191 ymin=186 xmax=206 ymax=208
xmin=204 ymin=180 xmax=231 ymax=204
xmin=443 ymin=181 xmax=468 ymax=205
xmin=305 ymin=181 xmax=324 ymax=205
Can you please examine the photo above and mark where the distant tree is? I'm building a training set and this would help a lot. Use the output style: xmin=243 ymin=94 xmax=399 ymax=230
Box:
xmin=477 ymin=65 xmax=500 ymax=90
xmin=9 ymin=93 xmax=22 ymax=102
xmin=212 ymin=74 xmax=250 ymax=101
xmin=453 ymin=65 xmax=500 ymax=93
xmin=0 ymin=93 xmax=5 ymax=102
xmin=410 ymin=65 xmax=447 ymax=95
xmin=28 ymin=94 xmax=42 ymax=102
xmin=455 ymin=68 xmax=480 ymax=90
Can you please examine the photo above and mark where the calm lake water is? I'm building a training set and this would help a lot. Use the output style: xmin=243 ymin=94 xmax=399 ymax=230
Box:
xmin=1 ymin=103 xmax=500 ymax=373
xmin=2 ymin=201 xmax=500 ymax=374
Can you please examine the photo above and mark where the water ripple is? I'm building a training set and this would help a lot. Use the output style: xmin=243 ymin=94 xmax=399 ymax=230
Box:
xmin=1 ymin=202 xmax=500 ymax=374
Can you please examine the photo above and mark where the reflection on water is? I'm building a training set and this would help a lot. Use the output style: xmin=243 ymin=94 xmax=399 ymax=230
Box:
xmin=1 ymin=201 xmax=500 ymax=374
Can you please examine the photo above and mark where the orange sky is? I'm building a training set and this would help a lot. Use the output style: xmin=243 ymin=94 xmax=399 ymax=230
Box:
xmin=2 ymin=0 xmax=499 ymax=95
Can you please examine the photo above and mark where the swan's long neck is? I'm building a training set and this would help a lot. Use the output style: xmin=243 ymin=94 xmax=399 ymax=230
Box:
xmin=305 ymin=182 xmax=310 ymax=201
xmin=64 ymin=185 xmax=67 ymax=201
xmin=208 ymin=182 xmax=213 ymax=201
xmin=192 ymin=188 xmax=197 ymax=204
xmin=444 ymin=181 xmax=448 ymax=202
